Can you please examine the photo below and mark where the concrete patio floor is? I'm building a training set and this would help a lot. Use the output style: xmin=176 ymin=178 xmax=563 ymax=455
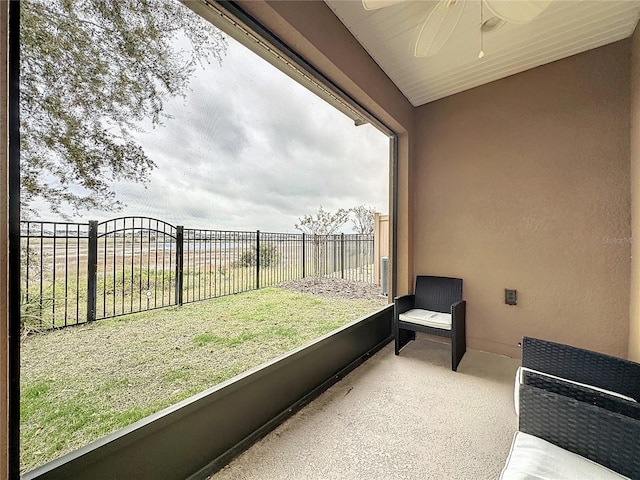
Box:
xmin=211 ymin=336 xmax=521 ymax=480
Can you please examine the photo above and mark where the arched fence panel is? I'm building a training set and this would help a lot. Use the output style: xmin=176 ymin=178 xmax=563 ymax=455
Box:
xmin=93 ymin=217 xmax=179 ymax=321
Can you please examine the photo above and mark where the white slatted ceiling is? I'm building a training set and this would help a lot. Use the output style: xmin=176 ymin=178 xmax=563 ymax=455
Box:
xmin=324 ymin=0 xmax=640 ymax=106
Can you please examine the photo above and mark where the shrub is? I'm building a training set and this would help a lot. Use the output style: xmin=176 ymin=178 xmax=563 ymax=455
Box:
xmin=20 ymin=293 xmax=55 ymax=335
xmin=234 ymin=244 xmax=279 ymax=268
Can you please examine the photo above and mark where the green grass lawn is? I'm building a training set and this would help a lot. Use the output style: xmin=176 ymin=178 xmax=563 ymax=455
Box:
xmin=20 ymin=286 xmax=387 ymax=473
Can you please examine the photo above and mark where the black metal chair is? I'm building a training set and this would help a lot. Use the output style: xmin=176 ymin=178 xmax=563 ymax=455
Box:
xmin=394 ymin=275 xmax=466 ymax=371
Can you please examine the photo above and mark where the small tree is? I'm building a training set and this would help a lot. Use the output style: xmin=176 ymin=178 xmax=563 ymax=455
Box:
xmin=294 ymin=206 xmax=350 ymax=236
xmin=295 ymin=206 xmax=350 ymax=280
xmin=350 ymin=205 xmax=376 ymax=235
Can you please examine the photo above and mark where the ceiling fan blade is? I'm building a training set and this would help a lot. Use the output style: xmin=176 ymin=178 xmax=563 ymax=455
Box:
xmin=483 ymin=0 xmax=553 ymax=24
xmin=414 ymin=0 xmax=467 ymax=57
xmin=362 ymin=0 xmax=405 ymax=11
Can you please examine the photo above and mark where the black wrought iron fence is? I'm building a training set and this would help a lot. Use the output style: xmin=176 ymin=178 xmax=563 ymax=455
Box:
xmin=21 ymin=221 xmax=88 ymax=330
xmin=20 ymin=217 xmax=376 ymax=331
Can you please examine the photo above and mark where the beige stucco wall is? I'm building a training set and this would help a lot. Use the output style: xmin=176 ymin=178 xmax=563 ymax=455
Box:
xmin=237 ymin=0 xmax=415 ymax=295
xmin=630 ymin=24 xmax=640 ymax=362
xmin=414 ymin=41 xmax=632 ymax=358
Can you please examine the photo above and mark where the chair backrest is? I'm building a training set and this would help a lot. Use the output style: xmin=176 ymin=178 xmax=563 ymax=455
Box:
xmin=414 ymin=276 xmax=463 ymax=313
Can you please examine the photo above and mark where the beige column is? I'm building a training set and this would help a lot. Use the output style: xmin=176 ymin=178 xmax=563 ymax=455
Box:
xmin=394 ymin=131 xmax=413 ymax=297
xmin=630 ymin=24 xmax=640 ymax=361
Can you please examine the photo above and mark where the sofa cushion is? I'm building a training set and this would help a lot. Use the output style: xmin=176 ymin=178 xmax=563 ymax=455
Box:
xmin=500 ymin=432 xmax=630 ymax=480
xmin=398 ymin=309 xmax=451 ymax=330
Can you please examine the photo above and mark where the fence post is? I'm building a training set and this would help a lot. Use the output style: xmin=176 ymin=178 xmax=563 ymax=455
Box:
xmin=175 ymin=226 xmax=184 ymax=306
xmin=302 ymin=233 xmax=306 ymax=278
xmin=256 ymin=230 xmax=260 ymax=290
xmin=356 ymin=235 xmax=360 ymax=282
xmin=314 ymin=234 xmax=318 ymax=277
xmin=341 ymin=233 xmax=345 ymax=279
xmin=331 ymin=235 xmax=338 ymax=275
xmin=87 ymin=221 xmax=98 ymax=322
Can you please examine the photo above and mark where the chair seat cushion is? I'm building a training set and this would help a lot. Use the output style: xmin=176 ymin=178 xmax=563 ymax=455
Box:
xmin=500 ymin=432 xmax=630 ymax=480
xmin=398 ymin=309 xmax=451 ymax=330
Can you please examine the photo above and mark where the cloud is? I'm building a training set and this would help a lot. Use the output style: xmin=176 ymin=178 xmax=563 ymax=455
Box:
xmin=82 ymin=29 xmax=390 ymax=233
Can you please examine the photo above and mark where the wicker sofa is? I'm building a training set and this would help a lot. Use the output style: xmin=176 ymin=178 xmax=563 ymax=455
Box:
xmin=501 ymin=337 xmax=640 ymax=479
xmin=520 ymin=337 xmax=640 ymax=402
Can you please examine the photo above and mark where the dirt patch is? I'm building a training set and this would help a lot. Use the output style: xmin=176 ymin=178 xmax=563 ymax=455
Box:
xmin=277 ymin=277 xmax=388 ymax=302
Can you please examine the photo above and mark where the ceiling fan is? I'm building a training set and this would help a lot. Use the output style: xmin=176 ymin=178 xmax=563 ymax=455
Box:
xmin=362 ymin=0 xmax=553 ymax=58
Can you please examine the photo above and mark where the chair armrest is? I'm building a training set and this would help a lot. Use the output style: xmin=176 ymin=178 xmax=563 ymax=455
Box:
xmin=522 ymin=369 xmax=640 ymax=421
xmin=394 ymin=294 xmax=415 ymax=315
xmin=451 ymin=300 xmax=466 ymax=332
xmin=451 ymin=300 xmax=466 ymax=317
xmin=522 ymin=336 xmax=640 ymax=400
xmin=451 ymin=300 xmax=467 ymax=371
xmin=519 ymin=384 xmax=640 ymax=479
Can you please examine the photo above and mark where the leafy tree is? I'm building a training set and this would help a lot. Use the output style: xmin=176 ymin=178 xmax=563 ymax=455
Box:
xmin=294 ymin=206 xmax=350 ymax=236
xmin=351 ymin=205 xmax=376 ymax=235
xmin=20 ymin=0 xmax=228 ymax=216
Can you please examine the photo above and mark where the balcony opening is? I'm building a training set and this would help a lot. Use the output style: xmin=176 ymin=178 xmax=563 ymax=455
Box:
xmin=17 ymin=0 xmax=394 ymax=475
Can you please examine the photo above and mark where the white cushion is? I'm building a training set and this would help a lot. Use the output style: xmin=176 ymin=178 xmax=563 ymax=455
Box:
xmin=500 ymin=432 xmax=630 ymax=480
xmin=513 ymin=367 xmax=636 ymax=416
xmin=398 ymin=309 xmax=451 ymax=330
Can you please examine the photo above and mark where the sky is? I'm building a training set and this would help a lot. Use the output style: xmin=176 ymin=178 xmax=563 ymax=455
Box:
xmin=38 ymin=9 xmax=390 ymax=234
